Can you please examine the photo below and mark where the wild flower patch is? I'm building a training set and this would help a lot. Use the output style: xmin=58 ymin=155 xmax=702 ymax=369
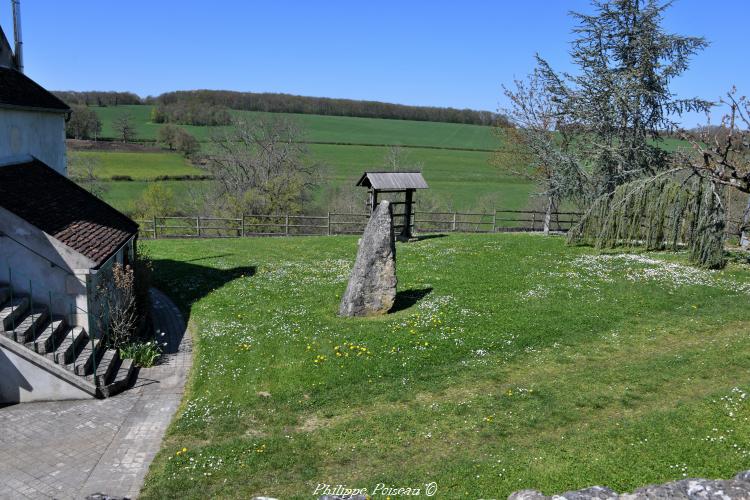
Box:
xmin=700 ymin=387 xmax=750 ymax=458
xmin=176 ymin=396 xmax=244 ymax=430
xmin=520 ymin=252 xmax=750 ymax=299
xmin=570 ymin=254 xmax=750 ymax=293
xmin=256 ymin=259 xmax=351 ymax=286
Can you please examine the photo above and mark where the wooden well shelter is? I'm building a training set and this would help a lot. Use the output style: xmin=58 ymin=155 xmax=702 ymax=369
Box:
xmin=356 ymin=171 xmax=429 ymax=240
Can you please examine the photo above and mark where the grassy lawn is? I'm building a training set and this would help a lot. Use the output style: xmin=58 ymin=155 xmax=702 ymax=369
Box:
xmin=92 ymin=105 xmax=498 ymax=149
xmin=75 ymin=151 xmax=204 ymax=180
xmin=140 ymin=233 xmax=750 ymax=499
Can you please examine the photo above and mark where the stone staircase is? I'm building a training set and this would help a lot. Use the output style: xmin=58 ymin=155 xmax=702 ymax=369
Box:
xmin=0 ymin=283 xmax=134 ymax=398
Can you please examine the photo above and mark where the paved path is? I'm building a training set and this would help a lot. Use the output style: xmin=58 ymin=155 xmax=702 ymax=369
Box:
xmin=0 ymin=289 xmax=192 ymax=499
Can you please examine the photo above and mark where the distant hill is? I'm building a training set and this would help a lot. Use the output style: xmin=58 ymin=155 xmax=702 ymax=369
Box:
xmin=53 ymin=90 xmax=507 ymax=127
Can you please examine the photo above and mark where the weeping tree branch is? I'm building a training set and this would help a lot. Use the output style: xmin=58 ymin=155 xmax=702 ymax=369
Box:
xmin=568 ymin=167 xmax=727 ymax=268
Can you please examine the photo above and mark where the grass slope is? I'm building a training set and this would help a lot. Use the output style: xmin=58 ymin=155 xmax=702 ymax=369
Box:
xmin=75 ymin=151 xmax=204 ymax=180
xmin=102 ymin=180 xmax=209 ymax=214
xmin=93 ymin=105 xmax=499 ymax=150
xmin=95 ymin=144 xmax=536 ymax=214
xmin=140 ymin=234 xmax=750 ymax=499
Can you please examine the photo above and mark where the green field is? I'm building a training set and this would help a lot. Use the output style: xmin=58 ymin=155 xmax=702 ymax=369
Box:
xmin=86 ymin=105 xmax=540 ymax=215
xmin=95 ymin=144 xmax=536 ymax=215
xmin=140 ymin=233 xmax=750 ymax=498
xmin=93 ymin=105 xmax=498 ymax=150
xmin=74 ymin=151 xmax=204 ymax=180
xmin=102 ymin=180 xmax=210 ymax=214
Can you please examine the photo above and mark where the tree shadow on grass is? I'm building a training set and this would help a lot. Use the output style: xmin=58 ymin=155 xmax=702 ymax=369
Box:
xmin=150 ymin=257 xmax=256 ymax=323
xmin=389 ymin=287 xmax=433 ymax=314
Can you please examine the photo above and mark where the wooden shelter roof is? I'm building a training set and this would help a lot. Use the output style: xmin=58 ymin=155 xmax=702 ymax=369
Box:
xmin=356 ymin=171 xmax=428 ymax=190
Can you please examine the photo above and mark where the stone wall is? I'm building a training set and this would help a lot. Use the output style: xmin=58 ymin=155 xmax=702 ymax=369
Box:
xmin=509 ymin=470 xmax=750 ymax=499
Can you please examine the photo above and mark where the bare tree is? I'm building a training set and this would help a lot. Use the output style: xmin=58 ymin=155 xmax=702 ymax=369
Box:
xmin=494 ymin=70 xmax=585 ymax=234
xmin=68 ymin=152 xmax=108 ymax=199
xmin=98 ymin=263 xmax=137 ymax=349
xmin=205 ymin=116 xmax=321 ymax=216
xmin=679 ymin=90 xmax=750 ymax=248
xmin=113 ymin=111 xmax=137 ymax=142
xmin=383 ymin=145 xmax=423 ymax=172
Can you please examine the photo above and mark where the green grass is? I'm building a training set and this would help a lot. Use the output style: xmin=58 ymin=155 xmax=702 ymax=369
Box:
xmin=74 ymin=151 xmax=204 ymax=180
xmin=309 ymin=144 xmax=534 ymax=210
xmin=101 ymin=180 xmax=211 ymax=214
xmin=91 ymin=144 xmax=536 ymax=214
xmin=93 ymin=105 xmax=499 ymax=150
xmin=88 ymin=105 xmax=533 ymax=214
xmin=140 ymin=234 xmax=750 ymax=499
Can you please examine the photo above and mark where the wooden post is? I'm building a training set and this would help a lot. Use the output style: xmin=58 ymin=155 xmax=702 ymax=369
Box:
xmin=196 ymin=217 xmax=201 ymax=238
xmin=492 ymin=210 xmax=497 ymax=233
xmin=532 ymin=212 xmax=537 ymax=231
xmin=241 ymin=216 xmax=245 ymax=237
xmin=401 ymin=189 xmax=414 ymax=239
xmin=153 ymin=216 xmax=157 ymax=239
xmin=327 ymin=212 xmax=331 ymax=236
xmin=452 ymin=212 xmax=457 ymax=232
xmin=285 ymin=214 xmax=289 ymax=236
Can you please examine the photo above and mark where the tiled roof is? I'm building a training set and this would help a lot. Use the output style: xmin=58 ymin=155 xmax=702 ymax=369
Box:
xmin=0 ymin=159 xmax=138 ymax=267
xmin=0 ymin=66 xmax=69 ymax=112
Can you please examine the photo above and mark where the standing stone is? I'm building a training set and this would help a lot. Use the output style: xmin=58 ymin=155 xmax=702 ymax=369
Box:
xmin=339 ymin=200 xmax=397 ymax=317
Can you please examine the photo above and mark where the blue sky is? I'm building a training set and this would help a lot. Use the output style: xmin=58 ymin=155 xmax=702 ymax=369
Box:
xmin=1 ymin=1 xmax=746 ymax=126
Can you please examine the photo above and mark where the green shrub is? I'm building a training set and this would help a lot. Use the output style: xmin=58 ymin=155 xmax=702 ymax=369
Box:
xmin=120 ymin=340 xmax=162 ymax=367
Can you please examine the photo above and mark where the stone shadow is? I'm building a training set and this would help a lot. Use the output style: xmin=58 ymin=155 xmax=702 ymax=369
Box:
xmin=150 ymin=256 xmax=256 ymax=324
xmin=389 ymin=287 xmax=433 ymax=313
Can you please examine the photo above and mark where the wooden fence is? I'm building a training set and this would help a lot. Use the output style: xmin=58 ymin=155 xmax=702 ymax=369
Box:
xmin=135 ymin=210 xmax=582 ymax=239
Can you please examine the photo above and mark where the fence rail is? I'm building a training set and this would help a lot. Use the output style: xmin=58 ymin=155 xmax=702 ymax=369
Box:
xmin=136 ymin=209 xmax=583 ymax=239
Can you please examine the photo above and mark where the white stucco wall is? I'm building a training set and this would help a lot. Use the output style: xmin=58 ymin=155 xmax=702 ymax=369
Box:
xmin=0 ymin=206 xmax=94 ymax=331
xmin=0 ymin=108 xmax=67 ymax=175
xmin=0 ymin=342 xmax=94 ymax=403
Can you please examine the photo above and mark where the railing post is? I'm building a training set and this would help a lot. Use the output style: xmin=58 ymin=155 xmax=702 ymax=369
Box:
xmin=153 ymin=216 xmax=158 ymax=239
xmin=8 ymin=267 xmax=14 ymax=336
xmin=196 ymin=217 xmax=201 ymax=238
xmin=285 ymin=215 xmax=289 ymax=236
xmin=241 ymin=216 xmax=245 ymax=238
xmin=48 ymin=291 xmax=53 ymax=348
xmin=492 ymin=210 xmax=497 ymax=233
xmin=91 ymin=332 xmax=98 ymax=385
xmin=28 ymin=279 xmax=33 ymax=340
xmin=327 ymin=212 xmax=331 ymax=236
xmin=67 ymin=304 xmax=75 ymax=366
xmin=452 ymin=212 xmax=457 ymax=232
xmin=532 ymin=212 xmax=537 ymax=231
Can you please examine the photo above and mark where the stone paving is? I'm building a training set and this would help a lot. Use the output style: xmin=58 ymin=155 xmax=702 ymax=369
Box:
xmin=0 ymin=289 xmax=192 ymax=499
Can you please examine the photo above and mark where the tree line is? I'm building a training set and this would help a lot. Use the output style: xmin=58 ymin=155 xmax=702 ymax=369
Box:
xmin=149 ymin=90 xmax=506 ymax=126
xmin=53 ymin=90 xmax=141 ymax=106
xmin=150 ymin=102 xmax=232 ymax=126
xmin=53 ymin=89 xmax=507 ymax=127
